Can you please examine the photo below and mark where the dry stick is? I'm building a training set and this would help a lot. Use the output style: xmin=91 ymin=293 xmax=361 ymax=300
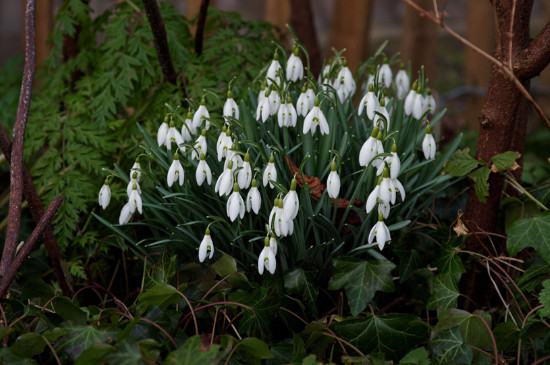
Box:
xmin=402 ymin=0 xmax=550 ymax=132
xmin=0 ymin=124 xmax=71 ymax=297
xmin=194 ymin=0 xmax=210 ymax=56
xmin=0 ymin=0 xmax=36 ymax=278
xmin=0 ymin=194 xmax=63 ymax=298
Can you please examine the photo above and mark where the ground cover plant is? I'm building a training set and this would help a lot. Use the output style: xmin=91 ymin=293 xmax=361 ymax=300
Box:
xmin=1 ymin=0 xmax=550 ymax=364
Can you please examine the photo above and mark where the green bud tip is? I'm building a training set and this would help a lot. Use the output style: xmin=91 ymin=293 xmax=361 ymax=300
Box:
xmin=222 ymin=125 xmax=227 ymax=132
xmin=269 ymin=154 xmax=275 ymax=163
xmin=164 ymin=115 xmax=170 ymax=124
xmin=227 ymin=160 xmax=233 ymax=169
xmin=301 ymin=85 xmax=307 ymax=93
xmin=378 ymin=212 xmax=384 ymax=221
xmin=187 ymin=111 xmax=192 ymax=119
xmin=226 ymin=128 xmax=231 ymax=136
xmin=290 ymin=178 xmax=297 ymax=191
xmin=391 ymin=143 xmax=397 ymax=153
xmin=273 ymin=50 xmax=279 ymax=60
xmin=426 ymin=124 xmax=432 ymax=134
xmin=169 ymin=120 xmax=176 ymax=128
xmin=227 ymin=90 xmax=232 ymax=99
xmin=426 ymin=88 xmax=432 ymax=95
xmin=174 ymin=153 xmax=179 ymax=160
xmin=383 ymin=56 xmax=388 ymax=63
xmin=383 ymin=167 xmax=389 ymax=178
xmin=293 ymin=47 xmax=299 ymax=56
xmin=265 ymin=236 xmax=270 ymax=247
xmin=132 ymin=183 xmax=137 ymax=190
xmin=399 ymin=62 xmax=405 ymax=69
xmin=307 ymin=83 xmax=313 ymax=90
xmin=200 ymin=153 xmax=205 ymax=160
xmin=271 ymin=232 xmax=276 ymax=239
xmin=368 ymin=84 xmax=374 ymax=92
xmin=314 ymin=97 xmax=320 ymax=107
xmin=244 ymin=153 xmax=250 ymax=162
xmin=104 ymin=179 xmax=109 ymax=185
xmin=264 ymin=88 xmax=271 ymax=97
xmin=251 ymin=179 xmax=257 ymax=187
xmin=201 ymin=129 xmax=207 ymax=136
xmin=412 ymin=80 xmax=418 ymax=90
xmin=233 ymin=183 xmax=239 ymax=192
xmin=200 ymin=98 xmax=206 ymax=105
xmin=377 ymin=176 xmax=383 ymax=185
xmin=278 ymin=199 xmax=284 ymax=209
xmin=287 ymin=95 xmax=292 ymax=103
xmin=132 ymin=171 xmax=138 ymax=179
xmin=205 ymin=228 xmax=210 ymax=235
xmin=342 ymin=58 xmax=348 ymax=67
xmin=371 ymin=127 xmax=380 ymax=138
xmin=261 ymin=80 xmax=267 ymax=89
xmin=331 ymin=161 xmax=336 ymax=171
xmin=380 ymin=98 xmax=385 ymax=107
xmin=376 ymin=130 xmax=383 ymax=140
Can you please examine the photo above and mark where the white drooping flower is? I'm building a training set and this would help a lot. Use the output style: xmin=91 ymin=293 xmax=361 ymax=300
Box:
xmin=268 ymin=89 xmax=281 ymax=116
xmin=258 ymin=237 xmax=276 ymax=275
xmin=224 ymin=145 xmax=243 ymax=172
xmin=269 ymin=198 xmax=291 ymax=237
xmin=263 ymin=154 xmax=277 ymax=188
xmin=278 ymin=96 xmax=297 ymax=127
xmin=227 ymin=183 xmax=245 ymax=222
xmin=366 ymin=182 xmax=383 ymax=215
xmin=303 ymin=97 xmax=329 ymax=135
xmin=424 ymin=88 xmax=436 ymax=114
xmin=198 ymin=229 xmax=214 ymax=262
xmin=119 ymin=202 xmax=132 ymax=225
xmin=266 ymin=51 xmax=282 ymax=86
xmin=167 ymin=153 xmax=184 ymax=187
xmin=193 ymin=98 xmax=211 ymax=130
xmin=333 ymin=59 xmax=356 ymax=102
xmin=181 ymin=111 xmax=195 ymax=142
xmin=215 ymin=160 xmax=234 ymax=197
xmin=380 ymin=168 xmax=397 ymax=205
xmin=368 ymin=213 xmax=391 ymax=250
xmin=422 ymin=124 xmax=436 ymax=160
xmin=358 ymin=85 xmax=378 ymax=120
xmin=256 ymin=88 xmax=271 ymax=123
xmin=196 ymin=153 xmax=212 ymax=186
xmin=269 ymin=234 xmax=278 ymax=256
xmin=282 ymin=178 xmax=299 ymax=220
xmin=326 ymin=161 xmax=341 ymax=199
xmin=395 ymin=65 xmax=410 ymax=100
xmin=296 ymin=85 xmax=310 ymax=117
xmin=359 ymin=127 xmax=384 ymax=167
xmin=98 ymin=180 xmax=111 ymax=210
xmin=191 ymin=129 xmax=207 ymax=160
xmin=126 ymin=171 xmax=141 ymax=197
xmin=237 ymin=153 xmax=252 ymax=189
xmin=217 ymin=127 xmax=232 ymax=162
xmin=378 ymin=60 xmax=393 ymax=89
xmin=376 ymin=144 xmax=401 ymax=179
xmin=246 ymin=179 xmax=261 ymax=214
xmin=286 ymin=46 xmax=304 ymax=82
xmin=306 ymin=84 xmax=316 ymax=109
xmin=128 ymin=183 xmax=142 ymax=215
xmin=404 ymin=87 xmax=417 ymax=116
xmin=157 ymin=119 xmax=169 ymax=147
xmin=130 ymin=159 xmax=141 ymax=182
xmin=412 ymin=90 xmax=426 ymax=120
xmin=166 ymin=122 xmax=184 ymax=152
xmin=223 ymin=90 xmax=240 ymax=122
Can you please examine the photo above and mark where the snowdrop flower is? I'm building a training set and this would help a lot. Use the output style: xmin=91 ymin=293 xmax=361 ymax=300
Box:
xmin=377 ymin=144 xmax=401 ymax=179
xmin=193 ymin=98 xmax=210 ymax=130
xmin=98 ymin=180 xmax=111 ymax=210
xmin=198 ymin=228 xmax=214 ymax=262
xmin=224 ymin=145 xmax=243 ymax=172
xmin=237 ymin=153 xmax=252 ymax=189
xmin=128 ymin=183 xmax=142 ymax=214
xmin=424 ymin=88 xmax=436 ymax=114
xmin=167 ymin=153 xmax=184 ymax=187
xmin=376 ymin=98 xmax=391 ymax=131
xmin=130 ymin=159 xmax=141 ymax=182
xmin=215 ymin=160 xmax=234 ymax=196
xmin=269 ymin=234 xmax=278 ymax=256
xmin=358 ymin=84 xmax=378 ymax=120
xmin=303 ymin=98 xmax=329 ymax=135
xmin=286 ymin=46 xmax=304 ymax=82
xmin=359 ymin=127 xmax=384 ymax=167
xmin=378 ymin=199 xmax=390 ymax=219
xmin=227 ymin=183 xmax=245 ymax=222
xmin=246 ymin=179 xmax=261 ymax=214
xmin=126 ymin=171 xmax=141 ymax=197
xmin=378 ymin=59 xmax=392 ymax=88
xmin=258 ymin=237 xmax=276 ymax=275
xmin=422 ymin=124 xmax=436 ymax=160
xmin=366 ymin=178 xmax=385 ymax=214
xmin=119 ymin=202 xmax=132 ymax=225
xmin=217 ymin=127 xmax=233 ymax=162
xmin=157 ymin=116 xmax=169 ymax=147
xmin=191 ymin=129 xmax=207 ymax=160
xmin=326 ymin=161 xmax=341 ymax=199
xmin=269 ymin=198 xmax=290 ymax=237
xmin=256 ymin=88 xmax=271 ymax=123
xmin=380 ymin=168 xmax=397 ymax=205
xmin=166 ymin=121 xmax=184 ymax=152
xmin=333 ymin=59 xmax=356 ymax=102
xmin=263 ymin=154 xmax=277 ymax=188
xmin=412 ymin=88 xmax=426 ymax=120
xmin=282 ymin=178 xmax=299 ymax=220
xmin=223 ymin=90 xmax=239 ymax=122
xmin=257 ymin=80 xmax=267 ymax=105
xmin=268 ymin=89 xmax=281 ymax=116
xmin=395 ymin=64 xmax=410 ymax=100
xmin=181 ymin=111 xmax=195 ymax=142
xmin=296 ymin=85 xmax=310 ymax=117
xmin=266 ymin=51 xmax=282 ymax=86
xmin=305 ymin=84 xmax=316 ymax=108
xmin=196 ymin=153 xmax=212 ymax=186
xmin=368 ymin=213 xmax=391 ymax=250
xmin=278 ymin=96 xmax=297 ymax=127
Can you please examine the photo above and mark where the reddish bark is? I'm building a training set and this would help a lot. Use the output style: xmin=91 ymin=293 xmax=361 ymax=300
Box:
xmin=290 ymin=0 xmax=322 ymax=77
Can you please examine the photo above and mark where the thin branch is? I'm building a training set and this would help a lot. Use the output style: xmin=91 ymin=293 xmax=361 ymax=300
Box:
xmin=0 ymin=124 xmax=71 ymax=297
xmin=516 ymin=20 xmax=550 ymax=79
xmin=0 ymin=194 xmax=63 ymax=298
xmin=402 ymin=0 xmax=550 ymax=132
xmin=0 ymin=0 xmax=36 ymax=278
xmin=194 ymin=0 xmax=210 ymax=56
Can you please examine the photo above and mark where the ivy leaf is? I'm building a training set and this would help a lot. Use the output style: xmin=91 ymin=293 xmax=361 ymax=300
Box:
xmin=539 ymin=279 xmax=550 ymax=317
xmin=507 ymin=212 xmax=550 ymax=264
xmin=444 ymin=148 xmax=479 ymax=176
xmin=432 ymin=309 xmax=493 ymax=349
xmin=328 ymin=257 xmax=396 ymax=316
xmin=235 ymin=337 xmax=274 ymax=364
xmin=492 ymin=321 xmax=520 ymax=351
xmin=430 ymin=327 xmax=473 ymax=365
xmin=164 ymin=336 xmax=220 ymax=365
xmin=469 ymin=166 xmax=490 ymax=204
xmin=331 ymin=313 xmax=428 ymax=361
xmin=9 ymin=333 xmax=46 ymax=358
xmin=138 ymin=283 xmax=181 ymax=312
xmin=399 ymin=347 xmax=430 ymax=365
xmin=75 ymin=344 xmax=113 ymax=365
xmin=60 ymin=325 xmax=117 ymax=361
xmin=435 ymin=245 xmax=466 ymax=282
xmin=427 ymin=273 xmax=460 ymax=315
xmin=229 ymin=286 xmax=280 ymax=339
xmin=212 ymin=253 xmax=250 ymax=288
xmin=490 ymin=151 xmax=520 ymax=172
xmin=284 ymin=268 xmax=319 ymax=315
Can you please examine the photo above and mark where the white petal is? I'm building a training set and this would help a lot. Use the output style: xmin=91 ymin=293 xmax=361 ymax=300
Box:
xmin=157 ymin=123 xmax=169 ymax=146
xmin=366 ymin=185 xmax=380 ymax=213
xmin=99 ymin=184 xmax=111 ymax=210
xmin=267 ymin=249 xmax=276 ymax=274
xmin=327 ymin=171 xmax=340 ymax=199
xmin=119 ymin=203 xmax=132 ymax=225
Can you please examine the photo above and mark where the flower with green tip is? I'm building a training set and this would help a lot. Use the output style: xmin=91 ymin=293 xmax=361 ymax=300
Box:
xmin=246 ymin=179 xmax=261 ymax=214
xmin=215 ymin=160 xmax=234 ymax=196
xmin=303 ymin=98 xmax=329 ymax=135
xmin=327 ymin=161 xmax=341 ymax=199
xmin=368 ymin=213 xmax=391 ymax=250
xmin=119 ymin=202 xmax=132 ymax=225
xmin=378 ymin=59 xmax=393 ymax=88
xmin=266 ymin=51 xmax=282 ymax=86
xmin=422 ymin=124 xmax=436 ymax=160
xmin=157 ymin=116 xmax=169 ymax=147
xmin=263 ymin=154 xmax=277 ymax=188
xmin=167 ymin=153 xmax=184 ymax=187
xmin=282 ymin=178 xmax=299 ymax=220
xmin=193 ymin=98 xmax=211 ymax=130
xmin=98 ymin=180 xmax=111 ymax=210
xmin=237 ymin=153 xmax=252 ymax=189
xmin=227 ymin=183 xmax=245 ymax=222
xmin=223 ymin=90 xmax=239 ymax=122
xmin=286 ymin=46 xmax=304 ymax=82
xmin=196 ymin=153 xmax=212 ymax=186
xmin=296 ymin=85 xmax=310 ymax=117
xmin=191 ymin=129 xmax=208 ymax=160
xmin=395 ymin=65 xmax=409 ymax=100
xmin=258 ymin=237 xmax=276 ymax=275
xmin=198 ymin=229 xmax=214 ymax=262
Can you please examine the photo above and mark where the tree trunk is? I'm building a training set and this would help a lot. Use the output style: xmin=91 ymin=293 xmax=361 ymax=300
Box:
xmin=290 ymin=0 xmax=322 ymax=77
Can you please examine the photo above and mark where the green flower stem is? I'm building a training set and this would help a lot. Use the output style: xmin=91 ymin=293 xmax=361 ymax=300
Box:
xmin=505 ymin=173 xmax=548 ymax=211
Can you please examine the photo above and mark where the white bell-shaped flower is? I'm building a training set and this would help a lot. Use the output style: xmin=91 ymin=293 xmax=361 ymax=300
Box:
xmin=366 ymin=181 xmax=384 ymax=215
xmin=128 ymin=184 xmax=142 ymax=214
xmin=237 ymin=153 xmax=252 ymax=189
xmin=296 ymin=86 xmax=310 ymax=117
xmin=268 ymin=89 xmax=281 ymax=116
xmin=270 ymin=198 xmax=290 ymax=237
xmin=404 ymin=87 xmax=417 ymax=116
xmin=167 ymin=153 xmax=184 ymax=187
xmin=256 ymin=88 xmax=271 ymax=123
xmin=126 ymin=171 xmax=141 ymax=197
xmin=98 ymin=180 xmax=111 ymax=210
xmin=166 ymin=122 xmax=184 ymax=152
xmin=422 ymin=124 xmax=436 ymax=160
xmin=258 ymin=237 xmax=276 ymax=275
xmin=303 ymin=98 xmax=329 ymax=135
xmin=359 ymin=127 xmax=384 ymax=167
xmin=217 ymin=127 xmax=232 ymax=162
xmin=378 ymin=61 xmax=393 ymax=89
xmin=223 ymin=90 xmax=240 ymax=122
xmin=130 ymin=160 xmax=141 ymax=182
xmin=246 ymin=179 xmax=261 ymax=214
xmin=215 ymin=160 xmax=234 ymax=197
xmin=326 ymin=161 xmax=341 ymax=199
xmin=266 ymin=51 xmax=282 ymax=86
xmin=333 ymin=59 xmax=356 ymax=102
xmin=119 ymin=202 xmax=132 ymax=225
xmin=412 ymin=90 xmax=426 ymax=120
xmin=191 ymin=129 xmax=207 ymax=160
xmin=358 ymin=85 xmax=378 ymax=120
xmin=282 ymin=178 xmax=299 ymax=220
xmin=263 ymin=154 xmax=277 ymax=188
xmin=227 ymin=183 xmax=245 ymax=222
xmin=193 ymin=98 xmax=211 ymax=130
xmin=198 ymin=228 xmax=214 ymax=262
xmin=376 ymin=144 xmax=401 ymax=179
xmin=286 ymin=46 xmax=304 ymax=82
xmin=269 ymin=234 xmax=278 ymax=256
xmin=395 ymin=65 xmax=410 ymax=100
xmin=380 ymin=168 xmax=397 ymax=205
xmin=181 ymin=111 xmax=195 ymax=142
xmin=196 ymin=153 xmax=212 ymax=186
xmin=424 ymin=88 xmax=436 ymax=114
xmin=368 ymin=213 xmax=391 ymax=250
xmin=278 ymin=96 xmax=297 ymax=127
xmin=157 ymin=119 xmax=169 ymax=147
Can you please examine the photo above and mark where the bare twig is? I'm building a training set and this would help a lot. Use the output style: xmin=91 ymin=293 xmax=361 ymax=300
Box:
xmin=0 ymin=194 xmax=63 ymax=298
xmin=0 ymin=0 xmax=36 ymax=278
xmin=194 ymin=0 xmax=210 ymax=56
xmin=403 ymin=0 xmax=550 ymax=131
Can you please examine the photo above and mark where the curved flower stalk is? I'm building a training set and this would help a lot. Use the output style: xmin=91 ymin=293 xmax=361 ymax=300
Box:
xmin=303 ymin=97 xmax=329 ymax=135
xmin=286 ymin=45 xmax=304 ymax=82
xmin=422 ymin=124 xmax=436 ymax=160
xmin=167 ymin=153 xmax=184 ymax=187
xmin=246 ymin=179 xmax=261 ymax=214
xmin=326 ymin=160 xmax=340 ymax=199
xmin=223 ymin=90 xmax=239 ymax=122
xmin=258 ymin=236 xmax=276 ymax=275
xmin=237 ymin=153 xmax=252 ymax=189
xmin=368 ymin=213 xmax=391 ymax=250
xmin=198 ymin=228 xmax=214 ymax=262
xmin=196 ymin=153 xmax=212 ymax=186
xmin=191 ymin=129 xmax=208 ymax=160
xmin=98 ymin=180 xmax=111 ymax=210
xmin=263 ymin=154 xmax=277 ymax=188
xmin=227 ymin=183 xmax=245 ymax=222
xmin=193 ymin=98 xmax=211 ymax=130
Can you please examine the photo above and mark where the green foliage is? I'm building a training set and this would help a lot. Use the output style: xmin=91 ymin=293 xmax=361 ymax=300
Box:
xmin=507 ymin=211 xmax=550 ymax=264
xmin=430 ymin=327 xmax=473 ymax=365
